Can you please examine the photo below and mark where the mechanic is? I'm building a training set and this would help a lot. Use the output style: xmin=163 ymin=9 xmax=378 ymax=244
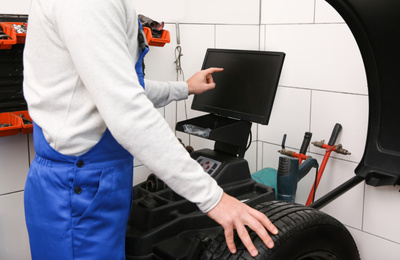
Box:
xmin=23 ymin=0 xmax=278 ymax=259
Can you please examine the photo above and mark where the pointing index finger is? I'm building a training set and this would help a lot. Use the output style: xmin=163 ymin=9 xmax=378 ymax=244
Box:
xmin=204 ymin=67 xmax=224 ymax=74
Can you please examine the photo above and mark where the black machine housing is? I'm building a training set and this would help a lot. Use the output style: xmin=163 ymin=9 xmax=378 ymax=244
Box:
xmin=325 ymin=0 xmax=400 ymax=187
xmin=126 ymin=148 xmax=276 ymax=259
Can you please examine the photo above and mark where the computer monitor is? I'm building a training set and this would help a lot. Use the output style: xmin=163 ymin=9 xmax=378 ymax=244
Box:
xmin=191 ymin=48 xmax=285 ymax=125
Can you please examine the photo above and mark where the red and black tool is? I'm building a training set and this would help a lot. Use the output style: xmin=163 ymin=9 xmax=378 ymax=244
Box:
xmin=305 ymin=123 xmax=351 ymax=206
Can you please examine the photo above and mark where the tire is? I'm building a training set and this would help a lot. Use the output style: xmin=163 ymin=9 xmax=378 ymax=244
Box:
xmin=199 ymin=201 xmax=360 ymax=260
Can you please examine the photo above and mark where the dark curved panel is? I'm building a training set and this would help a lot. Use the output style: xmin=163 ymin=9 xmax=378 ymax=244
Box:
xmin=326 ymin=0 xmax=400 ymax=186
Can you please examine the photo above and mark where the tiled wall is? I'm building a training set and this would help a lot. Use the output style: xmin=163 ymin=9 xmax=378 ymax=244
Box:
xmin=1 ymin=0 xmax=399 ymax=259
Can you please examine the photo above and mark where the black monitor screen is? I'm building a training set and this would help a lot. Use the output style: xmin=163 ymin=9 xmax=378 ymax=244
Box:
xmin=192 ymin=49 xmax=285 ymax=125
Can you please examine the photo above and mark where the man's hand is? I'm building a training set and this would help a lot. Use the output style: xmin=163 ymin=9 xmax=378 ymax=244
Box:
xmin=186 ymin=67 xmax=224 ymax=95
xmin=206 ymin=193 xmax=278 ymax=257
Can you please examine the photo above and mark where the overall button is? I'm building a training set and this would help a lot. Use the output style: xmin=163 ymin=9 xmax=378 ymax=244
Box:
xmin=74 ymin=187 xmax=82 ymax=194
xmin=76 ymin=160 xmax=84 ymax=168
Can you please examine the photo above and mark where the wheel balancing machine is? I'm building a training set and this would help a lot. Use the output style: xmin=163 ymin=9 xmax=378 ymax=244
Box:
xmin=125 ymin=48 xmax=285 ymax=259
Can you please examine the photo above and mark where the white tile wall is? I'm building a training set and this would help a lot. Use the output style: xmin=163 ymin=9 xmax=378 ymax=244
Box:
xmin=256 ymin=140 xmax=263 ymax=170
xmin=0 ymin=134 xmax=29 ymax=195
xmin=245 ymin=141 xmax=258 ymax=174
xmin=0 ymin=192 xmax=31 ymax=259
xmin=349 ymin=227 xmax=400 ymax=260
xmin=261 ymin=142 xmax=282 ymax=170
xmin=363 ymin=185 xmax=400 ymax=244
xmin=28 ymin=134 xmax=35 ymax=165
xmin=265 ymin=24 xmax=368 ymax=94
xmin=261 ymin=0 xmax=315 ymax=24
xmin=132 ymin=0 xmax=186 ymax=22
xmin=178 ymin=24 xmax=215 ymax=80
xmin=259 ymin=25 xmax=266 ymax=51
xmin=177 ymin=0 xmax=260 ymax=25
xmin=0 ymin=0 xmax=31 ymax=14
xmin=258 ymin=87 xmax=311 ymax=149
xmin=216 ymin=25 xmax=260 ymax=50
xmin=315 ymin=0 xmax=344 ymax=23
xmin=133 ymin=0 xmax=260 ymax=24
xmin=310 ymin=91 xmax=368 ymax=163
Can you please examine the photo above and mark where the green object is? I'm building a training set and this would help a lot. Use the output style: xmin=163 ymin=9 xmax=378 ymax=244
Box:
xmin=252 ymin=168 xmax=277 ymax=197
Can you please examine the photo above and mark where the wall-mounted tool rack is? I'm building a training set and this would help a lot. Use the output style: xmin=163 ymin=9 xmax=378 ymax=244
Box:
xmin=0 ymin=14 xmax=31 ymax=137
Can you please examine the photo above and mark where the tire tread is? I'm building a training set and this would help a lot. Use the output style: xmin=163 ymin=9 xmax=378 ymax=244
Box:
xmin=199 ymin=201 xmax=359 ymax=260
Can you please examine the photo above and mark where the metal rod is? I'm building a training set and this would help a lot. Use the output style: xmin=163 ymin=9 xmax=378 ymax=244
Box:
xmin=306 ymin=147 xmax=335 ymax=206
xmin=309 ymin=175 xmax=365 ymax=209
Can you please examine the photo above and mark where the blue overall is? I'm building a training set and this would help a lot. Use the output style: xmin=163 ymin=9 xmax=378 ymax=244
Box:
xmin=24 ymin=21 xmax=149 ymax=260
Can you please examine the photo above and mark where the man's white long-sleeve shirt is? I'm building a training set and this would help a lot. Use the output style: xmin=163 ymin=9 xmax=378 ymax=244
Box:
xmin=23 ymin=0 xmax=222 ymax=213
